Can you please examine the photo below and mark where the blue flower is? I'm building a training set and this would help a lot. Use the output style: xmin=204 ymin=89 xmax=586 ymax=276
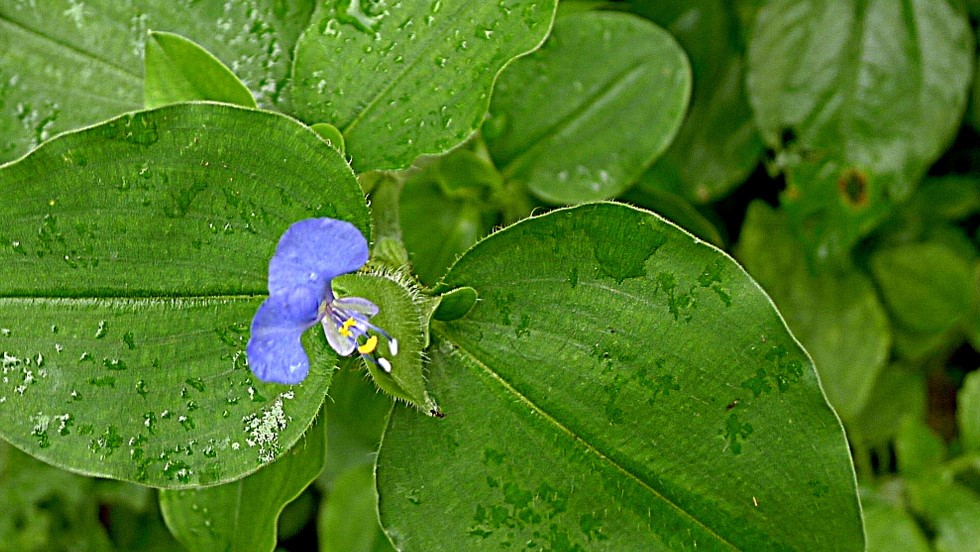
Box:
xmin=247 ymin=218 xmax=398 ymax=384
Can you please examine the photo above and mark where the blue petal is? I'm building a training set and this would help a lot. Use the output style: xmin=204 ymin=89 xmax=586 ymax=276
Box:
xmin=268 ymin=218 xmax=369 ymax=298
xmin=247 ymin=296 xmax=317 ymax=384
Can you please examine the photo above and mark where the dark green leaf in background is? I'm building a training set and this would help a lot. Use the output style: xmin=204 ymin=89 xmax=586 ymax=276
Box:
xmin=319 ymin=463 xmax=394 ymax=552
xmin=957 ymin=371 xmax=980 ymax=453
xmin=630 ymin=1 xmax=763 ymax=203
xmin=861 ymin=494 xmax=931 ymax=552
xmin=737 ymin=202 xmax=890 ymax=422
xmin=379 ymin=203 xmax=862 ymax=550
xmin=289 ymin=0 xmax=558 ymax=172
xmin=144 ymin=31 xmax=257 ymax=109
xmin=851 ymin=364 xmax=926 ymax=448
xmin=318 ymin=363 xmax=394 ymax=552
xmin=0 ymin=440 xmax=180 ymax=552
xmin=0 ymin=0 xmax=315 ymax=162
xmin=485 ymin=11 xmax=690 ymax=203
xmin=870 ymin=242 xmax=974 ymax=335
xmin=0 ymin=103 xmax=368 ymax=487
xmin=908 ymin=480 xmax=980 ymax=552
xmin=400 ymin=150 xmax=501 ymax=285
xmin=159 ymin=407 xmax=326 ymax=552
xmin=747 ymin=0 xmax=973 ymax=263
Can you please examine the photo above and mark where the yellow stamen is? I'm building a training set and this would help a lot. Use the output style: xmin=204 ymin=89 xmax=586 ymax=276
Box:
xmin=339 ymin=317 xmax=357 ymax=337
xmin=357 ymin=335 xmax=379 ymax=354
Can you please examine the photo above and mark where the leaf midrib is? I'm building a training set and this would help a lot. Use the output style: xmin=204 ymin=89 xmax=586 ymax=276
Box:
xmin=498 ymin=61 xmax=648 ymax=179
xmin=436 ymin=325 xmax=739 ymax=550
xmin=340 ymin=1 xmax=473 ymax=136
xmin=0 ymin=13 xmax=142 ymax=85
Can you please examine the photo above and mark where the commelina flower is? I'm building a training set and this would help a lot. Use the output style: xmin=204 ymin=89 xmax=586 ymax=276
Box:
xmin=247 ymin=218 xmax=398 ymax=384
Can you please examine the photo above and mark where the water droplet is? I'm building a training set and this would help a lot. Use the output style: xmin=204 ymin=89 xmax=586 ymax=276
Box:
xmin=185 ymin=377 xmax=206 ymax=393
xmin=103 ymin=358 xmax=127 ymax=371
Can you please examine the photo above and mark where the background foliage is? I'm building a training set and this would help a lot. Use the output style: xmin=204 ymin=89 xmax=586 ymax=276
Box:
xmin=0 ymin=0 xmax=978 ymax=550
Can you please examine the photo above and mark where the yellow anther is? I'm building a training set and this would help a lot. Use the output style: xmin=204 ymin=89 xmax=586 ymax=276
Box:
xmin=357 ymin=335 xmax=379 ymax=355
xmin=339 ymin=317 xmax=357 ymax=337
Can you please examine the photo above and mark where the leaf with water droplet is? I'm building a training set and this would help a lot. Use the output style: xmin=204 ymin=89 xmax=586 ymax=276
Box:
xmin=289 ymin=0 xmax=558 ymax=171
xmin=160 ymin=406 xmax=325 ymax=552
xmin=378 ymin=203 xmax=863 ymax=550
xmin=0 ymin=0 xmax=317 ymax=163
xmin=144 ymin=30 xmax=257 ymax=109
xmin=0 ymin=103 xmax=367 ymax=488
xmin=486 ymin=11 xmax=691 ymax=203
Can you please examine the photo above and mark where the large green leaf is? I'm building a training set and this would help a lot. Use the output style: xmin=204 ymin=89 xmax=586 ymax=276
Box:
xmin=0 ymin=0 xmax=315 ymax=162
xmin=746 ymin=0 xmax=973 ymax=262
xmin=378 ymin=203 xmax=862 ymax=550
xmin=0 ymin=102 xmax=369 ymax=487
xmin=630 ymin=2 xmax=762 ymax=203
xmin=485 ymin=11 xmax=690 ymax=203
xmin=159 ymin=406 xmax=326 ymax=552
xmin=289 ymin=0 xmax=557 ymax=172
xmin=736 ymin=202 xmax=890 ymax=421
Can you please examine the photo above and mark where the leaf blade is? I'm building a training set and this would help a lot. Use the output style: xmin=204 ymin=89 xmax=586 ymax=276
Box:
xmin=379 ymin=203 xmax=863 ymax=550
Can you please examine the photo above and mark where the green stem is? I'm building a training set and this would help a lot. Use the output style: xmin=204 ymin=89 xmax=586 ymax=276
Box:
xmin=364 ymin=172 xmax=410 ymax=269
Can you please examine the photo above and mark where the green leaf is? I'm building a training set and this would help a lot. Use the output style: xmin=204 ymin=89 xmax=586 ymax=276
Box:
xmin=0 ymin=103 xmax=369 ymax=487
xmin=378 ymin=203 xmax=862 ymax=550
xmin=736 ymin=202 xmax=890 ymax=421
xmin=319 ymin=365 xmax=392 ymax=490
xmin=144 ymin=31 xmax=257 ymax=109
xmin=0 ymin=0 xmax=315 ymax=162
xmin=861 ymin=496 xmax=931 ymax=552
xmin=333 ymin=272 xmax=435 ymax=413
xmin=621 ymin=186 xmax=725 ymax=248
xmin=959 ymin=371 xmax=980 ymax=454
xmin=630 ymin=2 xmax=763 ymax=203
xmin=485 ymin=12 xmax=690 ymax=203
xmin=896 ymin=417 xmax=946 ymax=479
xmin=159 ymin=407 xmax=326 ymax=552
xmin=400 ymin=152 xmax=498 ymax=285
xmin=1 ymin=441 xmax=110 ymax=552
xmin=310 ymin=123 xmax=346 ymax=154
xmin=870 ymin=242 xmax=974 ymax=334
xmin=746 ymin=0 xmax=973 ymax=262
xmin=852 ymin=364 xmax=926 ymax=447
xmin=432 ymin=287 xmax=477 ymax=322
xmin=909 ymin=480 xmax=980 ymax=552
xmin=319 ymin=464 xmax=394 ymax=552
xmin=289 ymin=0 xmax=558 ymax=172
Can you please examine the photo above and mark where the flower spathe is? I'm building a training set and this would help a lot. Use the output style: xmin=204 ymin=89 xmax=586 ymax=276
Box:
xmin=247 ymin=218 xmax=397 ymax=384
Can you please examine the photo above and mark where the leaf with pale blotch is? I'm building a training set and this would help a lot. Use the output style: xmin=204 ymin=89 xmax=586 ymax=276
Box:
xmin=378 ymin=202 xmax=862 ymax=550
xmin=0 ymin=103 xmax=368 ymax=488
xmin=159 ymin=407 xmax=325 ymax=552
